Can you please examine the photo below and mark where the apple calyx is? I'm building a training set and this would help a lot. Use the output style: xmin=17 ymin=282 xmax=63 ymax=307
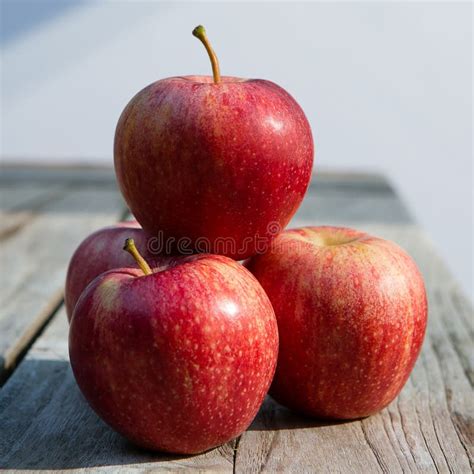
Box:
xmin=192 ymin=25 xmax=221 ymax=84
xmin=123 ymin=238 xmax=152 ymax=276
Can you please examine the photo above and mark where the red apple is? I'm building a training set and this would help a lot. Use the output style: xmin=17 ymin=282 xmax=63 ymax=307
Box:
xmin=246 ymin=226 xmax=427 ymax=419
xmin=69 ymin=239 xmax=278 ymax=454
xmin=65 ymin=221 xmax=152 ymax=321
xmin=114 ymin=26 xmax=313 ymax=260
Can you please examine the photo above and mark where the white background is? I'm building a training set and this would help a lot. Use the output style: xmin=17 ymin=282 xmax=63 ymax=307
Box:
xmin=1 ymin=1 xmax=472 ymax=299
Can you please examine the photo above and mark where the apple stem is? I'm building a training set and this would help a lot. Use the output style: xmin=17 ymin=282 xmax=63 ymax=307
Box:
xmin=123 ymin=238 xmax=152 ymax=276
xmin=192 ymin=25 xmax=221 ymax=84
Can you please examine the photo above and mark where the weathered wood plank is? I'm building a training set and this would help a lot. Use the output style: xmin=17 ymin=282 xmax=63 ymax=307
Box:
xmin=0 ymin=186 xmax=126 ymax=380
xmin=295 ymin=191 xmax=413 ymax=225
xmin=0 ymin=184 xmax=67 ymax=240
xmin=294 ymin=173 xmax=413 ymax=226
xmin=0 ymin=170 xmax=472 ymax=473
xmin=0 ymin=184 xmax=64 ymax=211
xmin=0 ymin=307 xmax=235 ymax=472
xmin=0 ymin=165 xmax=118 ymax=186
xmin=235 ymin=397 xmax=387 ymax=473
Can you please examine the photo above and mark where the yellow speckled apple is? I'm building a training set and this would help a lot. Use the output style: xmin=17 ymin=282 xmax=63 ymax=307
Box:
xmin=65 ymin=221 xmax=152 ymax=321
xmin=246 ymin=226 xmax=427 ymax=419
xmin=114 ymin=26 xmax=313 ymax=259
xmin=69 ymin=239 xmax=279 ymax=454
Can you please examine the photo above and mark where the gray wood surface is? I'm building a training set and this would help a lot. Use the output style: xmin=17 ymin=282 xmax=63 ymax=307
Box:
xmin=0 ymin=170 xmax=126 ymax=380
xmin=0 ymin=167 xmax=472 ymax=473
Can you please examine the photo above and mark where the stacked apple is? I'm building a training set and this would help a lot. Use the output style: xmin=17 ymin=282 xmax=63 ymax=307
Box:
xmin=67 ymin=26 xmax=427 ymax=454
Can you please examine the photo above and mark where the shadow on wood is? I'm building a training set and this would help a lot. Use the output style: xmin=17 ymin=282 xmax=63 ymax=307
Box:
xmin=0 ymin=360 xmax=231 ymax=470
xmin=0 ymin=359 xmax=350 ymax=470
xmin=247 ymin=396 xmax=354 ymax=431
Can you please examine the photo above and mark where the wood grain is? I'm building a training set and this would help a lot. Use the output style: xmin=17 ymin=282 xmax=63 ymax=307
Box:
xmin=0 ymin=184 xmax=67 ymax=240
xmin=0 ymin=170 xmax=472 ymax=473
xmin=0 ymin=182 xmax=126 ymax=380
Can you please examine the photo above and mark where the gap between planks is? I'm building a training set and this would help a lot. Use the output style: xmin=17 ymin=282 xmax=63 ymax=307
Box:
xmin=0 ymin=183 xmax=128 ymax=384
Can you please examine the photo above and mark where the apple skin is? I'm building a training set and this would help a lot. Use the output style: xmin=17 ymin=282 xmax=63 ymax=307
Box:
xmin=65 ymin=221 xmax=153 ymax=321
xmin=69 ymin=254 xmax=278 ymax=454
xmin=245 ymin=226 xmax=427 ymax=419
xmin=114 ymin=76 xmax=314 ymax=260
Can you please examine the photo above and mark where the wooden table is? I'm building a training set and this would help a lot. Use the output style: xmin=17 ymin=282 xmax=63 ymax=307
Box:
xmin=0 ymin=167 xmax=472 ymax=473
